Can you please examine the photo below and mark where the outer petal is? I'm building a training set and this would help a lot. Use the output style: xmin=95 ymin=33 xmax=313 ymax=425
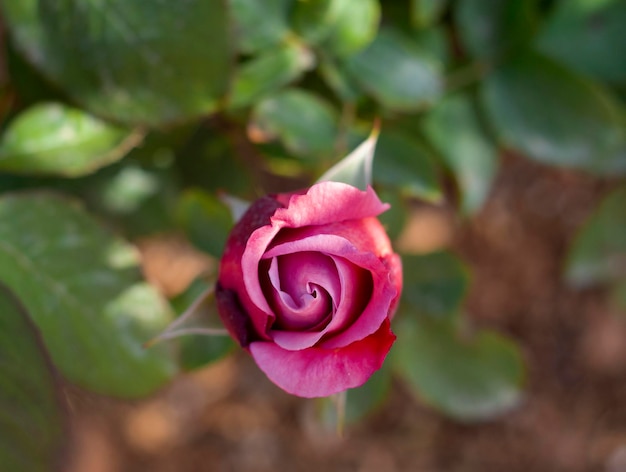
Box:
xmin=248 ymin=319 xmax=396 ymax=398
xmin=272 ymin=182 xmax=389 ymax=228
xmin=218 ymin=196 xmax=283 ymax=342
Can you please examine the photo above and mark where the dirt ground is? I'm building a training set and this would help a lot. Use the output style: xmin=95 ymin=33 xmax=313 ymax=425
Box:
xmin=63 ymin=153 xmax=626 ymax=472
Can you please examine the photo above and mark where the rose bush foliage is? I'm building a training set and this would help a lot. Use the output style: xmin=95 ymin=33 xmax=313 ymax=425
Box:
xmin=216 ymin=181 xmax=402 ymax=397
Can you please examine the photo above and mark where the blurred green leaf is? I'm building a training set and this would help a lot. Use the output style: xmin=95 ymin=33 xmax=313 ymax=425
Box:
xmin=230 ymin=0 xmax=293 ymax=53
xmin=1 ymin=0 xmax=232 ymax=126
xmin=0 ymin=103 xmax=136 ymax=177
xmin=294 ymin=0 xmax=380 ymax=57
xmin=565 ymin=186 xmax=626 ymax=288
xmin=376 ymin=188 xmax=408 ymax=241
xmin=319 ymin=0 xmax=380 ymax=57
xmin=291 ymin=0 xmax=338 ymax=45
xmin=228 ymin=43 xmax=314 ymax=109
xmin=402 ymin=252 xmax=469 ymax=319
xmin=422 ymin=93 xmax=497 ymax=214
xmin=0 ymin=284 xmax=65 ymax=472
xmin=250 ymin=88 xmax=339 ymax=159
xmin=537 ymin=0 xmax=626 ymax=83
xmin=176 ymin=189 xmax=233 ymax=259
xmin=318 ymin=56 xmax=363 ymax=102
xmin=411 ymin=0 xmax=447 ymax=29
xmin=455 ymin=0 xmax=536 ymax=61
xmin=170 ymin=278 xmax=235 ymax=371
xmin=374 ymin=130 xmax=442 ymax=202
xmin=0 ymin=193 xmax=177 ymax=397
xmin=393 ymin=315 xmax=524 ymax=421
xmin=410 ymin=26 xmax=451 ymax=69
xmin=344 ymin=28 xmax=442 ymax=111
xmin=482 ymin=52 xmax=626 ymax=175
xmin=346 ymin=362 xmax=392 ymax=423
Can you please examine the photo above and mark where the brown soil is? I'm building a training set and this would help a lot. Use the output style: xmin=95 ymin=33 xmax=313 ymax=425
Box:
xmin=64 ymin=153 xmax=626 ymax=472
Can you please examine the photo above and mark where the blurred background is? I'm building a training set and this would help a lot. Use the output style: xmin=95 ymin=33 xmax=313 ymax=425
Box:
xmin=0 ymin=1 xmax=624 ymax=471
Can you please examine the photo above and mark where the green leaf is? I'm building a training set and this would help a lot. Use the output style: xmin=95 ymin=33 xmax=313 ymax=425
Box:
xmin=293 ymin=0 xmax=380 ymax=57
xmin=170 ymin=278 xmax=235 ymax=371
xmin=374 ymin=130 xmax=442 ymax=202
xmin=393 ymin=315 xmax=524 ymax=421
xmin=345 ymin=362 xmax=392 ymax=423
xmin=230 ymin=0 xmax=293 ymax=53
xmin=0 ymin=284 xmax=65 ymax=472
xmin=422 ymin=93 xmax=497 ymax=214
xmin=0 ymin=193 xmax=177 ymax=397
xmin=454 ymin=0 xmax=536 ymax=61
xmin=376 ymin=189 xmax=408 ymax=242
xmin=228 ymin=43 xmax=314 ymax=109
xmin=317 ymin=126 xmax=378 ymax=190
xmin=537 ymin=0 xmax=626 ymax=83
xmin=344 ymin=28 xmax=442 ymax=111
xmin=411 ymin=0 xmax=448 ymax=29
xmin=482 ymin=52 xmax=626 ymax=175
xmin=565 ymin=186 xmax=626 ymax=288
xmin=318 ymin=56 xmax=363 ymax=102
xmin=410 ymin=26 xmax=452 ymax=69
xmin=291 ymin=0 xmax=338 ymax=45
xmin=0 ymin=103 xmax=136 ymax=177
xmin=401 ymin=252 xmax=470 ymax=319
xmin=250 ymin=88 xmax=339 ymax=159
xmin=176 ymin=189 xmax=233 ymax=259
xmin=320 ymin=0 xmax=380 ymax=57
xmin=1 ymin=0 xmax=233 ymax=127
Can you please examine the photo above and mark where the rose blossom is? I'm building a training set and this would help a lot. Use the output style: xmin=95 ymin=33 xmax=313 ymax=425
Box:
xmin=216 ymin=181 xmax=402 ymax=398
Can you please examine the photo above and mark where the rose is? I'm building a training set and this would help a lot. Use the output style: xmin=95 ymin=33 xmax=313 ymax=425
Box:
xmin=216 ymin=181 xmax=402 ymax=398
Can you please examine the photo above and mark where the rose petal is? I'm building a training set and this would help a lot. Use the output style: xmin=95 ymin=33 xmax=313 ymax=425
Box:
xmin=273 ymin=252 xmax=341 ymax=305
xmin=264 ymin=234 xmax=397 ymax=349
xmin=272 ymin=182 xmax=389 ymax=228
xmin=268 ymin=217 xmax=395 ymax=260
xmin=218 ymin=196 xmax=283 ymax=340
xmin=248 ymin=319 xmax=396 ymax=398
xmin=267 ymin=257 xmax=332 ymax=330
xmin=267 ymin=255 xmax=370 ymax=350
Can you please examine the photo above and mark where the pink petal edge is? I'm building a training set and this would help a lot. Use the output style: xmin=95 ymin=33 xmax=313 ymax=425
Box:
xmin=248 ymin=319 xmax=396 ymax=398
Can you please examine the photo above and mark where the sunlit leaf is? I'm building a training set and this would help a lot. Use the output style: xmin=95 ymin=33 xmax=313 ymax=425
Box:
xmin=0 ymin=103 xmax=137 ymax=177
xmin=565 ymin=186 xmax=626 ymax=288
xmin=0 ymin=284 xmax=65 ymax=472
xmin=250 ymin=88 xmax=339 ymax=159
xmin=228 ymin=43 xmax=314 ymax=109
xmin=1 ymin=0 xmax=233 ymax=126
xmin=422 ymin=93 xmax=497 ymax=214
xmin=482 ymin=52 xmax=626 ymax=175
xmin=393 ymin=315 xmax=525 ymax=421
xmin=0 ymin=193 xmax=177 ymax=397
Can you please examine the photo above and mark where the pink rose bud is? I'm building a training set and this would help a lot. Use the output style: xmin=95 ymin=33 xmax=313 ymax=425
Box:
xmin=216 ymin=181 xmax=402 ymax=398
